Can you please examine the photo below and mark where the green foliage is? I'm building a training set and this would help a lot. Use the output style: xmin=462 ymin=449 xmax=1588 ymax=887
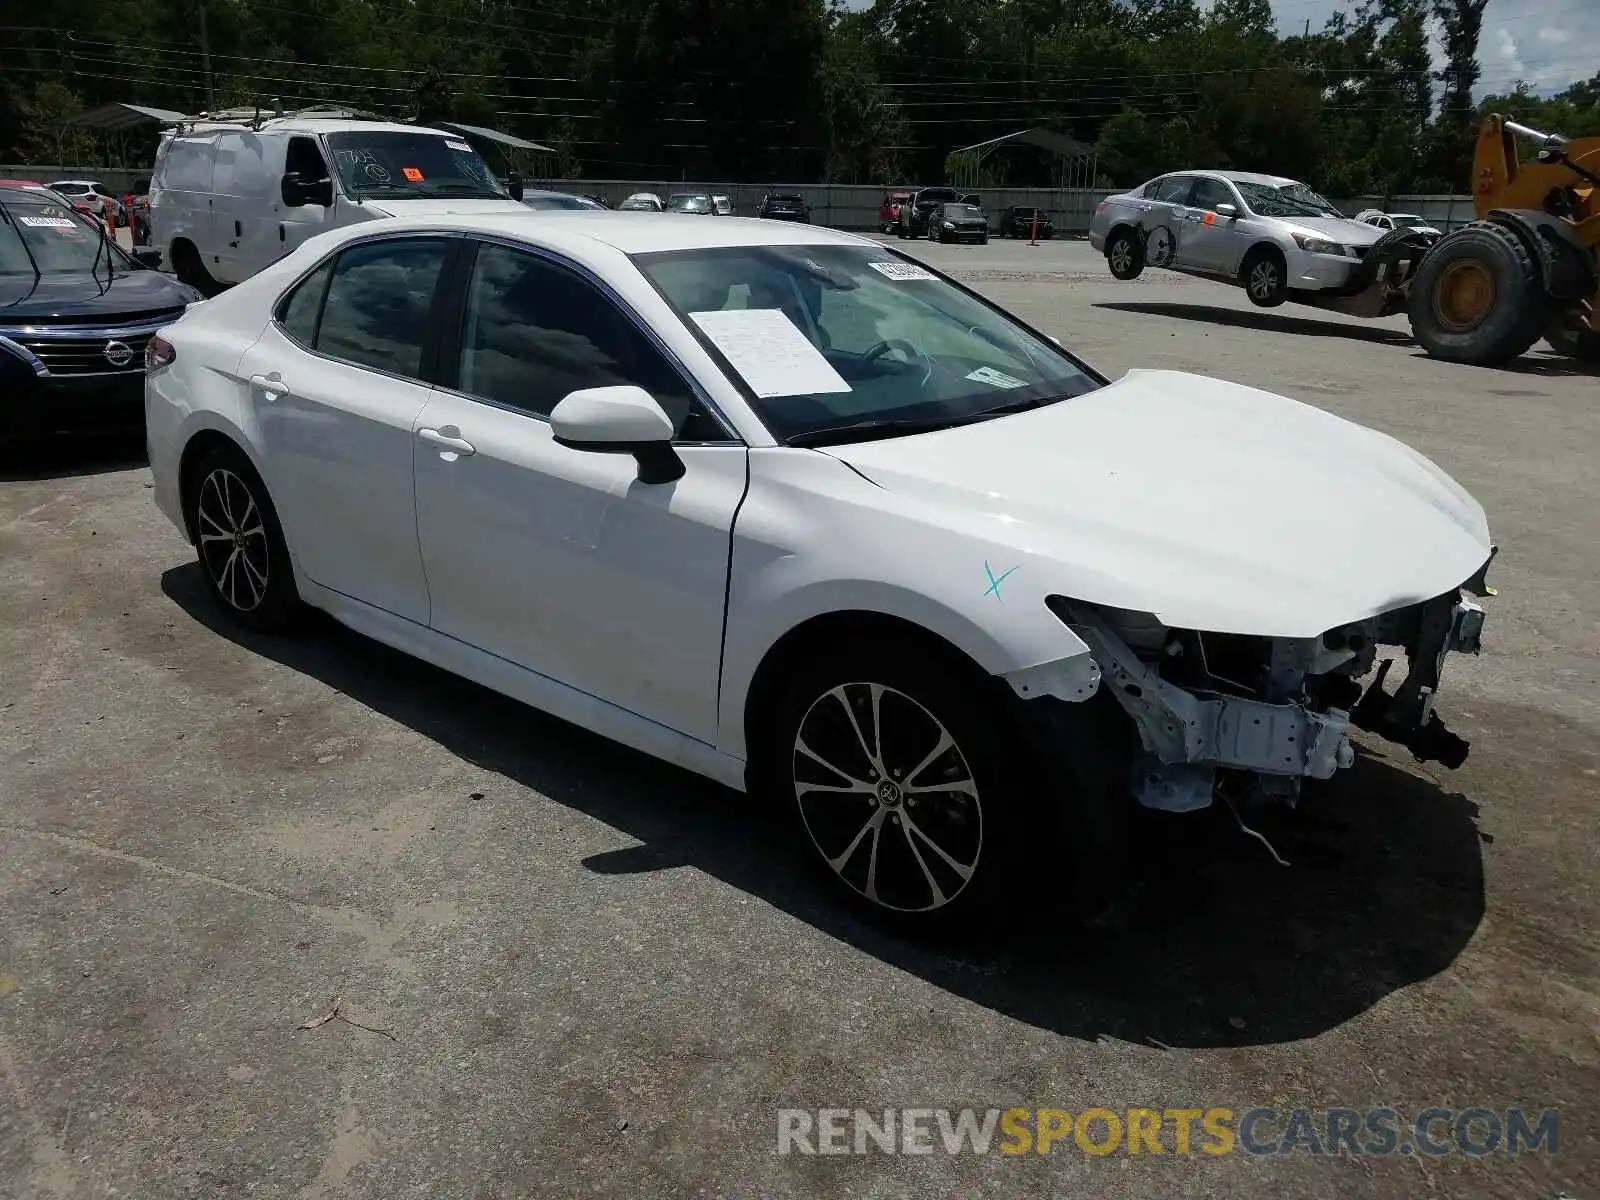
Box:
xmin=0 ymin=0 xmax=1589 ymax=189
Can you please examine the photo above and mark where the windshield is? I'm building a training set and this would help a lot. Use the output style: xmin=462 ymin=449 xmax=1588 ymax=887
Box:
xmin=325 ymin=131 xmax=507 ymax=200
xmin=943 ymin=204 xmax=983 ymax=218
xmin=0 ymin=198 xmax=123 ymax=275
xmin=634 ymin=244 xmax=1099 ymax=444
xmin=620 ymin=196 xmax=658 ymax=210
xmin=1234 ymin=180 xmax=1343 ymax=219
xmin=667 ymin=194 xmax=712 ymax=212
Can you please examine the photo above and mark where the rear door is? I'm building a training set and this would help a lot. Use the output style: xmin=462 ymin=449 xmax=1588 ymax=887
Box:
xmin=1141 ymin=175 xmax=1195 ymax=267
xmin=237 ymin=233 xmax=457 ymax=624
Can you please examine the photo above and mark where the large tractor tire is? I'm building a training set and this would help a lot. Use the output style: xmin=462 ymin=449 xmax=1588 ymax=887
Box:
xmin=1407 ymin=222 xmax=1548 ymax=366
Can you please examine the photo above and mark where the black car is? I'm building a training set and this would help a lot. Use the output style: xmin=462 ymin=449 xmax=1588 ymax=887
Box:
xmin=0 ymin=185 xmax=200 ymax=450
xmin=894 ymin=187 xmax=984 ymax=239
xmin=1001 ymin=205 xmax=1055 ymax=239
xmin=757 ymin=191 xmax=810 ymax=222
xmin=928 ymin=201 xmax=990 ymax=244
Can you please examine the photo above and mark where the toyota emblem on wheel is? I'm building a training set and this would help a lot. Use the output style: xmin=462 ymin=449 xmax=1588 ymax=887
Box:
xmin=102 ymin=340 xmax=133 ymax=367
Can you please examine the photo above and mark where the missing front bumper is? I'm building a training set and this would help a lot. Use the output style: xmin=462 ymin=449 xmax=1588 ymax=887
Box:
xmin=1056 ymin=584 xmax=1489 ymax=812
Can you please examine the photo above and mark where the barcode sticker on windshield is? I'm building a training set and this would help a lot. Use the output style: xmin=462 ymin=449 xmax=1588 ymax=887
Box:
xmin=19 ymin=216 xmax=74 ymax=228
xmin=867 ymin=261 xmax=935 ymax=281
xmin=445 ymin=140 xmax=473 ymax=152
xmin=966 ymin=366 xmax=1027 ymax=389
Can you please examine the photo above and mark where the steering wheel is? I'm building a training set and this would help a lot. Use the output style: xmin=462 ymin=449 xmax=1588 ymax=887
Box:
xmin=860 ymin=338 xmax=934 ymax=386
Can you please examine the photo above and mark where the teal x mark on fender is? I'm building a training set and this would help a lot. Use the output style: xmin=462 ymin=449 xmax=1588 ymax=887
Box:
xmin=983 ymin=560 xmax=1019 ymax=599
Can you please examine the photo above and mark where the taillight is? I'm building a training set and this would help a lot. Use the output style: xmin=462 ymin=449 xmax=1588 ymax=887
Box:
xmin=145 ymin=335 xmax=175 ymax=370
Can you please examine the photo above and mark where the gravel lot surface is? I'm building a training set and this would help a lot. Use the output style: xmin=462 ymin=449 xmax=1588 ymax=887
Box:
xmin=2 ymin=233 xmax=1595 ymax=1198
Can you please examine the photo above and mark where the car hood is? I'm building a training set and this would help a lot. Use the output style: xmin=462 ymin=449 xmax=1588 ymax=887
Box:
xmin=360 ymin=197 xmax=529 ymax=218
xmin=1282 ymin=216 xmax=1386 ymax=246
xmin=0 ymin=267 xmax=197 ymax=322
xmin=823 ymin=369 xmax=1492 ymax=638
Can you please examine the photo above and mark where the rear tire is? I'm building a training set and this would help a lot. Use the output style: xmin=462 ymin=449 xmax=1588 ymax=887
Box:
xmin=1241 ymin=245 xmax=1288 ymax=307
xmin=171 ymin=240 xmax=220 ymax=298
xmin=1106 ymin=227 xmax=1144 ymax=280
xmin=1407 ymin=221 xmax=1548 ymax=365
xmin=771 ymin=638 xmax=1128 ymax=935
xmin=185 ymin=442 xmax=302 ymax=633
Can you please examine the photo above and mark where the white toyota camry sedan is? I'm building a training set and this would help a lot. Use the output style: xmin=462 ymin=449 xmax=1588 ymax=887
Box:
xmin=145 ymin=212 xmax=1496 ymax=930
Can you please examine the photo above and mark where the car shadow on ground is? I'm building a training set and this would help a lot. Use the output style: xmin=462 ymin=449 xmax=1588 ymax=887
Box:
xmin=1093 ymin=300 xmax=1416 ymax=345
xmin=163 ymin=563 xmax=1486 ymax=1050
xmin=0 ymin=432 xmax=147 ymax=482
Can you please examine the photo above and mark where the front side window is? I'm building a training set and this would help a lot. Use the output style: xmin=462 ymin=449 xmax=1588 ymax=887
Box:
xmin=1189 ymin=178 xmax=1236 ymax=212
xmin=313 ymin=238 xmax=450 ymax=378
xmin=457 ymin=242 xmax=726 ymax=440
xmin=325 ymin=131 xmax=507 ymax=201
xmin=636 ymin=244 xmax=1100 ymax=445
xmin=285 ymin=136 xmax=329 ymax=181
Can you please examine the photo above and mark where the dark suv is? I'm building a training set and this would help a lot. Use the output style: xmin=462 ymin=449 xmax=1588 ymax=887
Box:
xmin=895 ymin=188 xmax=976 ymax=238
xmin=757 ymin=192 xmax=810 ymax=222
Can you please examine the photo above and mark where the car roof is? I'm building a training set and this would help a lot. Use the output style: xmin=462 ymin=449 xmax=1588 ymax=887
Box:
xmin=1202 ymin=170 xmax=1302 ymax=187
xmin=326 ymin=210 xmax=875 ymax=255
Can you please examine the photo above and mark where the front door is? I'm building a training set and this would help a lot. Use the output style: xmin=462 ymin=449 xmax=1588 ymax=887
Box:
xmin=1175 ymin=177 xmax=1246 ymax=275
xmin=240 ymin=234 xmax=455 ymax=624
xmin=412 ymin=239 xmax=746 ymax=744
xmin=274 ymin=135 xmax=335 ymax=266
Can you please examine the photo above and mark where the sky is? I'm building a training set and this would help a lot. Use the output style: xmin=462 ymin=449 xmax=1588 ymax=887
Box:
xmin=841 ymin=0 xmax=1598 ymax=98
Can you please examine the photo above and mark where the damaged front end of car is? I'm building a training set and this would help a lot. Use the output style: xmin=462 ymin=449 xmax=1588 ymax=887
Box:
xmin=1046 ymin=549 xmax=1495 ymax=813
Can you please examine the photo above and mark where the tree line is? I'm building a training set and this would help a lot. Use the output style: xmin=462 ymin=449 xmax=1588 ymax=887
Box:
xmin=2 ymin=0 xmax=1597 ymax=194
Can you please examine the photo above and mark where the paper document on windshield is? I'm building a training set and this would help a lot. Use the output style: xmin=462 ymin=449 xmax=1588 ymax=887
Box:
xmin=690 ymin=308 xmax=851 ymax=398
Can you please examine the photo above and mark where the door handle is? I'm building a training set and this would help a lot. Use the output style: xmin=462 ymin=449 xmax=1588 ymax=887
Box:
xmin=417 ymin=427 xmax=476 ymax=456
xmin=250 ymin=374 xmax=290 ymax=399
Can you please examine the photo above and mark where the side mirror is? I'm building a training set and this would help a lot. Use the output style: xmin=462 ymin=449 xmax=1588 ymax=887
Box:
xmin=132 ymin=247 xmax=163 ymax=269
xmin=507 ymin=170 xmax=525 ymax=202
xmin=1215 ymin=202 xmax=1238 ymax=218
xmin=281 ymin=171 xmax=306 ymax=207
xmin=550 ymin=385 xmax=684 ymax=484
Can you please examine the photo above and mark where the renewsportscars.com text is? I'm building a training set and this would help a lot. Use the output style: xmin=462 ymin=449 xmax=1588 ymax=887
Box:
xmin=777 ymin=1106 xmax=1558 ymax=1158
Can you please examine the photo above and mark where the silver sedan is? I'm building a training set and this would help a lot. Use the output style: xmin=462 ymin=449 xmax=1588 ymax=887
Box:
xmin=1088 ymin=170 xmax=1389 ymax=308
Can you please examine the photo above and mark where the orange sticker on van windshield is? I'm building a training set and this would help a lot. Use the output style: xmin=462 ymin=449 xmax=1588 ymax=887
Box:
xmin=402 ymin=167 xmax=424 ymax=182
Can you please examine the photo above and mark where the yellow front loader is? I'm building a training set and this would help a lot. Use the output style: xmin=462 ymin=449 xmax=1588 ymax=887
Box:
xmin=1406 ymin=114 xmax=1600 ymax=365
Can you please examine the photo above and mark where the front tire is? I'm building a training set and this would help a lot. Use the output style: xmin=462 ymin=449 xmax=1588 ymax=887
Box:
xmin=772 ymin=640 xmax=1125 ymax=932
xmin=186 ymin=443 xmax=302 ymax=632
xmin=1544 ymin=317 xmax=1600 ymax=360
xmin=1406 ymin=221 xmax=1547 ymax=365
xmin=1241 ymin=246 xmax=1288 ymax=307
xmin=1106 ymin=227 xmax=1144 ymax=280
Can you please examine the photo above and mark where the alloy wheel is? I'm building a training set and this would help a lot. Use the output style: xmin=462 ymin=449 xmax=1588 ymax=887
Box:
xmin=792 ymin=682 xmax=983 ymax=913
xmin=1109 ymin=239 xmax=1133 ymax=272
xmin=196 ymin=468 xmax=270 ymax=612
xmin=1249 ymin=260 xmax=1280 ymax=301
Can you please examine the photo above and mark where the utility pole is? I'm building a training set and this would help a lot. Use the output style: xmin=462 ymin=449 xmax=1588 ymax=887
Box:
xmin=197 ymin=0 xmax=216 ymax=108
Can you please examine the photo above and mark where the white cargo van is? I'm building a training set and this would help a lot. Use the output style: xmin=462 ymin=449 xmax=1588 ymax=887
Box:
xmin=149 ymin=113 xmax=529 ymax=292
